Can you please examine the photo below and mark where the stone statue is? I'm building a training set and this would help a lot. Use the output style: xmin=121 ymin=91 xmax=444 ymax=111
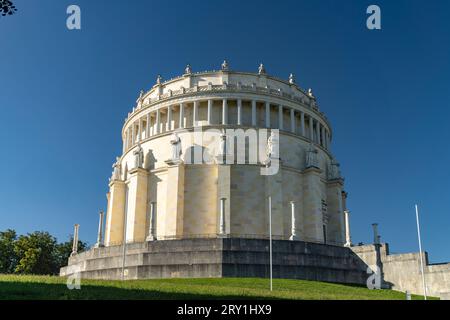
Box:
xmin=170 ymin=132 xmax=182 ymax=161
xmin=185 ymin=64 xmax=192 ymax=75
xmin=111 ymin=157 xmax=122 ymax=180
xmin=307 ymin=88 xmax=314 ymax=98
xmin=221 ymin=60 xmax=229 ymax=71
xmin=156 ymin=74 xmax=162 ymax=85
xmin=266 ymin=131 xmax=279 ymax=160
xmin=305 ymin=144 xmax=319 ymax=168
xmin=289 ymin=73 xmax=295 ymax=84
xmin=133 ymin=144 xmax=144 ymax=168
xmin=328 ymin=159 xmax=341 ymax=180
xmin=139 ymin=90 xmax=144 ymax=101
xmin=218 ymin=130 xmax=227 ymax=156
xmin=258 ymin=63 xmax=266 ymax=75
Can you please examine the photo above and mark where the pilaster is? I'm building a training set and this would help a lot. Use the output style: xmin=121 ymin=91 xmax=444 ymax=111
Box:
xmin=265 ymin=159 xmax=284 ymax=238
xmin=105 ymin=180 xmax=126 ymax=246
xmin=326 ymin=178 xmax=345 ymax=245
xmin=165 ymin=161 xmax=185 ymax=238
xmin=126 ymin=167 xmax=149 ymax=243
xmin=302 ymin=167 xmax=324 ymax=242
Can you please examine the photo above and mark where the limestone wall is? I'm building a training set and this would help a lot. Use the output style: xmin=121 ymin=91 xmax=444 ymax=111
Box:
xmin=351 ymin=244 xmax=450 ymax=299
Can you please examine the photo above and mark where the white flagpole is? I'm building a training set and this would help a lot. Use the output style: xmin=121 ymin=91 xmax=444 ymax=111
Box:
xmin=415 ymin=204 xmax=427 ymax=300
xmin=269 ymin=196 xmax=273 ymax=291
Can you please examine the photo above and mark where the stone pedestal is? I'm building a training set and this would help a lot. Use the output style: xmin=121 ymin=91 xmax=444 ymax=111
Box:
xmin=165 ymin=161 xmax=185 ymax=238
xmin=105 ymin=180 xmax=126 ymax=246
xmin=126 ymin=167 xmax=149 ymax=243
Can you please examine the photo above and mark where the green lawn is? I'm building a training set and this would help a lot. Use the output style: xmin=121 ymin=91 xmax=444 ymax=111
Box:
xmin=0 ymin=274 xmax=433 ymax=300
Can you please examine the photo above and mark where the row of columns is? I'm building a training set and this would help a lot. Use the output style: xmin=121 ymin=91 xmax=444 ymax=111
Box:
xmin=123 ymin=99 xmax=331 ymax=152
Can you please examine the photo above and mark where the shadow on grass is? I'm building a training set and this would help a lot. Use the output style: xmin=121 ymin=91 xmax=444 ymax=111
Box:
xmin=0 ymin=281 xmax=277 ymax=300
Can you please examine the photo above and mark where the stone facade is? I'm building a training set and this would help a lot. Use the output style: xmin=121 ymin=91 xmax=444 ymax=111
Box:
xmin=103 ymin=63 xmax=348 ymax=246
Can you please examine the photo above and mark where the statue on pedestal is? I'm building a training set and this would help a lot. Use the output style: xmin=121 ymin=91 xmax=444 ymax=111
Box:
xmin=221 ymin=60 xmax=229 ymax=71
xmin=170 ymin=132 xmax=182 ymax=161
xmin=266 ymin=130 xmax=279 ymax=160
xmin=258 ymin=63 xmax=266 ymax=75
xmin=218 ymin=130 xmax=227 ymax=156
xmin=307 ymin=88 xmax=315 ymax=98
xmin=305 ymin=144 xmax=319 ymax=168
xmin=133 ymin=144 xmax=144 ymax=169
xmin=289 ymin=73 xmax=295 ymax=84
xmin=328 ymin=159 xmax=341 ymax=180
xmin=184 ymin=64 xmax=192 ymax=75
xmin=111 ymin=157 xmax=122 ymax=181
xmin=156 ymin=74 xmax=162 ymax=85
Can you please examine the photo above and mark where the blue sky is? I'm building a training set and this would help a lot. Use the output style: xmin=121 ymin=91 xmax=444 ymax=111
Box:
xmin=1 ymin=0 xmax=449 ymax=262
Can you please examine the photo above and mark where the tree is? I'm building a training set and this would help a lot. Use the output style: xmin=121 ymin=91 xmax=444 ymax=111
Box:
xmin=13 ymin=231 xmax=58 ymax=275
xmin=55 ymin=237 xmax=87 ymax=271
xmin=0 ymin=0 xmax=17 ymax=17
xmin=0 ymin=229 xmax=17 ymax=273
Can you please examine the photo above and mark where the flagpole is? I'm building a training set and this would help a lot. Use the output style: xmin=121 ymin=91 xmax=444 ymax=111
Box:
xmin=415 ymin=204 xmax=427 ymax=300
xmin=269 ymin=196 xmax=273 ymax=291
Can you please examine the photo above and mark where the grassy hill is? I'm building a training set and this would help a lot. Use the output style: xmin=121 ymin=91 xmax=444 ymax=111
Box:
xmin=0 ymin=275 xmax=432 ymax=300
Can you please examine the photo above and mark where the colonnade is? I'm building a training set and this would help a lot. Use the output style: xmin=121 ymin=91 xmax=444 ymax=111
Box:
xmin=123 ymin=98 xmax=331 ymax=153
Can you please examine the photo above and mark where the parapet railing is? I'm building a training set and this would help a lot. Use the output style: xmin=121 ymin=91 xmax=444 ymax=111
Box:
xmin=129 ymin=82 xmax=327 ymax=123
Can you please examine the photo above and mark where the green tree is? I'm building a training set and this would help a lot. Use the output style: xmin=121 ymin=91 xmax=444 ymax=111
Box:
xmin=55 ymin=237 xmax=87 ymax=271
xmin=0 ymin=229 xmax=17 ymax=273
xmin=13 ymin=231 xmax=58 ymax=275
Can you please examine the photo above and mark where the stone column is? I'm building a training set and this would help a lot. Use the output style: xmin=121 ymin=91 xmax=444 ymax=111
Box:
xmin=105 ymin=180 xmax=126 ymax=246
xmin=219 ymin=198 xmax=226 ymax=236
xmin=309 ymin=116 xmax=314 ymax=141
xmin=222 ymin=99 xmax=228 ymax=125
xmin=372 ymin=223 xmax=379 ymax=244
xmin=125 ymin=167 xmax=149 ymax=243
xmin=193 ymin=101 xmax=199 ymax=126
xmin=71 ymin=224 xmax=79 ymax=256
xmin=131 ymin=123 xmax=136 ymax=146
xmin=344 ymin=210 xmax=352 ymax=247
xmin=265 ymin=101 xmax=271 ymax=128
xmin=237 ymin=99 xmax=242 ymax=125
xmin=94 ymin=211 xmax=104 ymax=248
xmin=316 ymin=121 xmax=320 ymax=145
xmin=207 ymin=99 xmax=213 ymax=125
xmin=146 ymin=201 xmax=157 ymax=241
xmin=301 ymin=112 xmax=305 ymax=136
xmin=146 ymin=113 xmax=150 ymax=138
xmin=290 ymin=108 xmax=295 ymax=133
xmin=278 ymin=105 xmax=283 ymax=130
xmin=167 ymin=106 xmax=172 ymax=131
xmin=179 ymin=103 xmax=185 ymax=128
xmin=289 ymin=201 xmax=298 ymax=240
xmin=251 ymin=100 xmax=257 ymax=126
xmin=155 ymin=109 xmax=160 ymax=134
xmin=321 ymin=126 xmax=326 ymax=147
xmin=138 ymin=118 xmax=142 ymax=142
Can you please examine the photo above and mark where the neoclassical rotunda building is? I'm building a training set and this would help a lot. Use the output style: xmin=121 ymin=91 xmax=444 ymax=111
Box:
xmin=61 ymin=62 xmax=450 ymax=297
xmin=103 ymin=61 xmax=351 ymax=248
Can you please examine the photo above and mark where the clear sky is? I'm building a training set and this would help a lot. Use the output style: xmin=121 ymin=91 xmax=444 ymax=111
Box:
xmin=1 ymin=0 xmax=449 ymax=262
